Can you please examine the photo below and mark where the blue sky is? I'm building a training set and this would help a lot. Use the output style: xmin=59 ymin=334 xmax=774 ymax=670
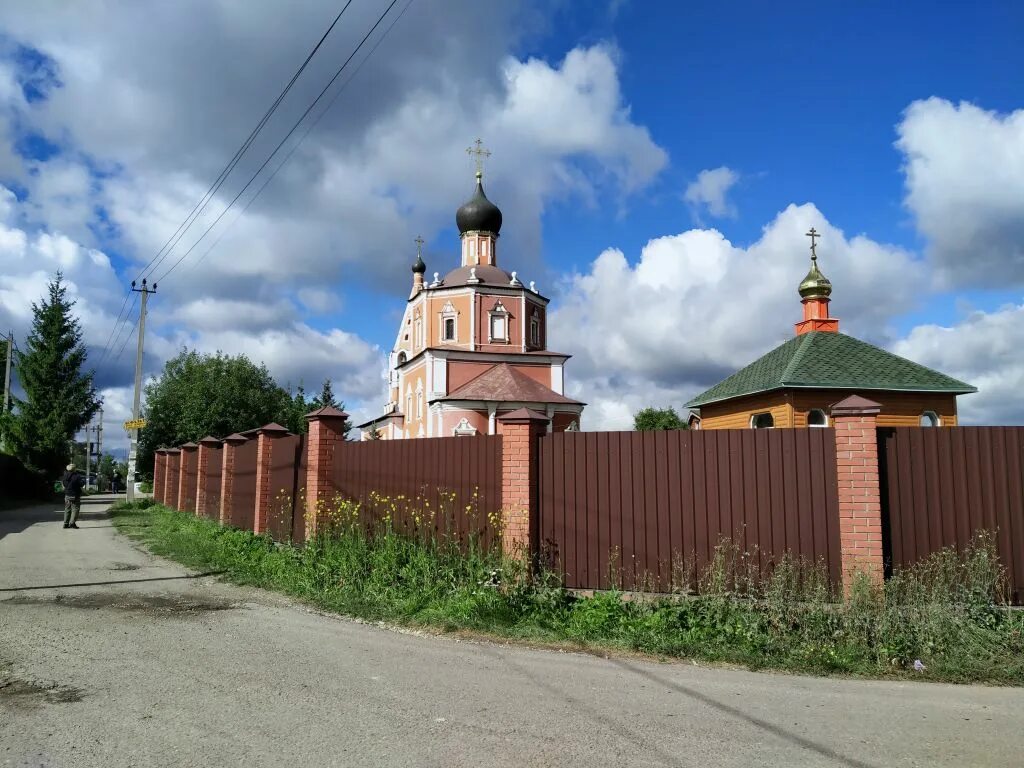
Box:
xmin=0 ymin=0 xmax=1022 ymax=442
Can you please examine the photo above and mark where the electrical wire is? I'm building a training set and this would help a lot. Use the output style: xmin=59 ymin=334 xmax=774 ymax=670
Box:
xmin=181 ymin=0 xmax=416 ymax=277
xmin=92 ymin=287 xmax=133 ymax=368
xmin=111 ymin=317 xmax=139 ymax=366
xmin=137 ymin=1 xmax=355 ymax=283
xmin=155 ymin=0 xmax=401 ymax=285
xmin=106 ymin=293 xmax=139 ymax=365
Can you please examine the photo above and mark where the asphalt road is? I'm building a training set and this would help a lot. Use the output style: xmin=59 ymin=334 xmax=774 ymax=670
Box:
xmin=2 ymin=497 xmax=1022 ymax=768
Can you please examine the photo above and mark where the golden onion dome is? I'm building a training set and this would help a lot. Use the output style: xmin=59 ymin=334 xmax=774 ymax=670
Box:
xmin=799 ymin=257 xmax=832 ymax=298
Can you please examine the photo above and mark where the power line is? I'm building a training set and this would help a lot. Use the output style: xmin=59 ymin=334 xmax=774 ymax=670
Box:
xmin=105 ymin=292 xmax=139 ymax=366
xmin=182 ymin=0 xmax=416 ymax=278
xmin=112 ymin=315 xmax=139 ymax=366
xmin=94 ymin=287 xmax=133 ymax=368
xmin=155 ymin=0 xmax=402 ymax=286
xmin=137 ymin=1 xmax=356 ymax=283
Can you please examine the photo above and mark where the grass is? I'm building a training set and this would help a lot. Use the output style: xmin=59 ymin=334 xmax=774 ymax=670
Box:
xmin=110 ymin=499 xmax=1024 ymax=684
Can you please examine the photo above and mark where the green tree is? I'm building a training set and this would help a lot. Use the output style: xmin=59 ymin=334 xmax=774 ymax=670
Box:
xmin=138 ymin=349 xmax=295 ymax=473
xmin=633 ymin=406 xmax=688 ymax=432
xmin=309 ymin=378 xmax=351 ymax=439
xmin=7 ymin=273 xmax=100 ymax=475
xmin=313 ymin=378 xmax=337 ymax=408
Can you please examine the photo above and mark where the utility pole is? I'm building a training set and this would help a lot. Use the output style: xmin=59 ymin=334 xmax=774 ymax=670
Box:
xmin=96 ymin=404 xmax=103 ymax=490
xmin=127 ymin=279 xmax=156 ymax=502
xmin=2 ymin=330 xmax=11 ymax=452
xmin=84 ymin=423 xmax=93 ymax=490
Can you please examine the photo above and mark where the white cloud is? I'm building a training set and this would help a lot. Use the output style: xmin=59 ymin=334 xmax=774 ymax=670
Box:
xmin=684 ymin=166 xmax=739 ymax=220
xmin=896 ymin=98 xmax=1024 ymax=287
xmin=0 ymin=1 xmax=666 ymax=432
xmin=551 ymin=203 xmax=924 ymax=429
xmin=894 ymin=303 xmax=1024 ymax=425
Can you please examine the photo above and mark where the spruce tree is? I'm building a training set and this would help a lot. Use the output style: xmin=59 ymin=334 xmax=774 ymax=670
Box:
xmin=9 ymin=273 xmax=100 ymax=475
xmin=315 ymin=378 xmax=337 ymax=408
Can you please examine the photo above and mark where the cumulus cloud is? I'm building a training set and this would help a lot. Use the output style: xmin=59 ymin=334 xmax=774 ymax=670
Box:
xmin=896 ymin=98 xmax=1024 ymax=287
xmin=0 ymin=1 xmax=667 ymax=443
xmin=551 ymin=204 xmax=924 ymax=429
xmin=893 ymin=303 xmax=1024 ymax=425
xmin=684 ymin=166 xmax=739 ymax=220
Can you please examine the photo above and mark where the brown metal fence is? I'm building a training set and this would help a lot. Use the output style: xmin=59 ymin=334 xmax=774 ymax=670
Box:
xmin=879 ymin=427 xmax=1024 ymax=603
xmin=539 ymin=429 xmax=842 ymax=591
xmin=180 ymin=454 xmax=198 ymax=512
xmin=228 ymin=439 xmax=258 ymax=531
xmin=292 ymin=438 xmax=308 ymax=543
xmin=200 ymin=446 xmax=222 ymax=519
xmin=265 ymin=434 xmax=305 ymax=542
xmin=328 ymin=436 xmax=502 ymax=548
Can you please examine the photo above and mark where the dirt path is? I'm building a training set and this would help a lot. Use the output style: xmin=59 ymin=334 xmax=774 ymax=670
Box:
xmin=2 ymin=497 xmax=1022 ymax=767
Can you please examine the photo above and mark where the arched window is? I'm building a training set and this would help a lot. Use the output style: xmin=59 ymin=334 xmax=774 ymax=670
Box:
xmin=397 ymin=351 xmax=407 ymax=366
xmin=920 ymin=411 xmax=940 ymax=427
xmin=750 ymin=412 xmax=774 ymax=429
xmin=807 ymin=409 xmax=828 ymax=427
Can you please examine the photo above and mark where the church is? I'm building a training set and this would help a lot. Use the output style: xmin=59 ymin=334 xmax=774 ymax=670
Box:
xmin=358 ymin=144 xmax=585 ymax=440
xmin=686 ymin=229 xmax=976 ymax=429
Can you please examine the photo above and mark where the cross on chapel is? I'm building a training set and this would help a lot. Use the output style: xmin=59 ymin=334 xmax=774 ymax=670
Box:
xmin=806 ymin=227 xmax=820 ymax=261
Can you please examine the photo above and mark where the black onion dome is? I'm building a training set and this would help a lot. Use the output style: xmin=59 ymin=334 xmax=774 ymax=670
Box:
xmin=412 ymin=252 xmax=426 ymax=274
xmin=456 ymin=173 xmax=502 ymax=235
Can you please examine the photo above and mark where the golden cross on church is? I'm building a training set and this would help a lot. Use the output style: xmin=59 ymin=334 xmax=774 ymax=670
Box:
xmin=806 ymin=227 xmax=821 ymax=261
xmin=466 ymin=138 xmax=491 ymax=177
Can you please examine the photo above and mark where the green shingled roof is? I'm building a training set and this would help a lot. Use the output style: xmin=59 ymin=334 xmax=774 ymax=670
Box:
xmin=686 ymin=331 xmax=976 ymax=408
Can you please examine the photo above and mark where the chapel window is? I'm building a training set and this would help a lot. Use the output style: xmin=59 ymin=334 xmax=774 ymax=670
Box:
xmin=750 ymin=412 xmax=774 ymax=429
xmin=807 ymin=409 xmax=828 ymax=427
xmin=443 ymin=317 xmax=456 ymax=341
xmin=920 ymin=411 xmax=940 ymax=427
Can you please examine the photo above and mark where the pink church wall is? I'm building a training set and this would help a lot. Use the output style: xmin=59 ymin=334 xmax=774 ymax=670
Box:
xmin=440 ymin=409 xmax=490 ymax=436
xmin=475 ymin=293 xmax=523 ymax=352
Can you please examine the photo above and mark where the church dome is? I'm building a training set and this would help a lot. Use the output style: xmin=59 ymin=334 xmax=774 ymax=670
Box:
xmin=441 ymin=264 xmax=514 ymax=287
xmin=412 ymin=252 xmax=426 ymax=274
xmin=456 ymin=172 xmax=502 ymax=235
xmin=798 ymin=258 xmax=832 ymax=299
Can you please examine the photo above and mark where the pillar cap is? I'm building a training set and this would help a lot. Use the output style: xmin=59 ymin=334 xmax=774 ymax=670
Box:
xmin=222 ymin=433 xmax=248 ymax=445
xmin=155 ymin=447 xmax=169 ymax=454
xmin=165 ymin=447 xmax=181 ymax=453
xmin=197 ymin=435 xmax=221 ymax=445
xmin=498 ymin=407 xmax=550 ymax=424
xmin=180 ymin=441 xmax=199 ymax=450
xmin=305 ymin=405 xmax=349 ymax=421
xmin=830 ymin=395 xmax=882 ymax=416
xmin=256 ymin=422 xmax=290 ymax=435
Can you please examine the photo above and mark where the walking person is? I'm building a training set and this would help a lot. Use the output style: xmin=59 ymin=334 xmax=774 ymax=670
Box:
xmin=61 ymin=464 xmax=86 ymax=529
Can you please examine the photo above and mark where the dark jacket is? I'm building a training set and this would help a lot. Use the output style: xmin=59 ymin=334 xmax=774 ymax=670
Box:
xmin=62 ymin=470 xmax=86 ymax=501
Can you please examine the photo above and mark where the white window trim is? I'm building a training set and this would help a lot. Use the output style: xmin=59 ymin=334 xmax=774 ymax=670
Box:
xmin=488 ymin=301 xmax=509 ymax=343
xmin=440 ymin=301 xmax=458 ymax=343
xmin=453 ymin=417 xmax=478 ymax=436
xmin=807 ymin=409 xmax=829 ymax=427
xmin=750 ymin=412 xmax=775 ymax=429
xmin=920 ymin=410 xmax=941 ymax=427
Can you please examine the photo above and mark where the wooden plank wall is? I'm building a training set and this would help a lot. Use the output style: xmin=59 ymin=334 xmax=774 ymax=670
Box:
xmin=329 ymin=435 xmax=502 ymax=549
xmin=880 ymin=427 xmax=1024 ymax=603
xmin=539 ymin=429 xmax=842 ymax=591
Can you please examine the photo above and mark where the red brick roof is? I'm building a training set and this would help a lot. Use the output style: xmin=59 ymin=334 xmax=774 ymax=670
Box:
xmin=439 ymin=363 xmax=582 ymax=405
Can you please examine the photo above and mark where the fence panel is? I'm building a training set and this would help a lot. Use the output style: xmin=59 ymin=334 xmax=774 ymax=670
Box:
xmin=200 ymin=446 xmax=222 ymax=519
xmin=328 ymin=436 xmax=502 ymax=548
xmin=880 ymin=427 xmax=1024 ymax=603
xmin=539 ymin=429 xmax=842 ymax=591
xmin=229 ymin=439 xmax=258 ymax=531
xmin=180 ymin=453 xmax=198 ymax=513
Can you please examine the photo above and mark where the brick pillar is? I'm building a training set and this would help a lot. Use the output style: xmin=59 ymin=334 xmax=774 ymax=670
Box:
xmin=831 ymin=395 xmax=884 ymax=588
xmin=177 ymin=443 xmax=198 ymax=513
xmin=253 ymin=423 xmax=290 ymax=536
xmin=304 ymin=406 xmax=349 ymax=540
xmin=219 ymin=434 xmax=247 ymax=527
xmin=497 ymin=408 xmax=548 ymax=558
xmin=153 ymin=449 xmax=166 ymax=502
xmin=165 ymin=449 xmax=181 ymax=509
xmin=195 ymin=436 xmax=221 ymax=518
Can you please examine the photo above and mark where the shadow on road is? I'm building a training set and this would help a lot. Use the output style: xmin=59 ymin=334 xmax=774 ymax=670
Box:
xmin=607 ymin=657 xmax=877 ymax=768
xmin=0 ymin=571 xmax=227 ymax=593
